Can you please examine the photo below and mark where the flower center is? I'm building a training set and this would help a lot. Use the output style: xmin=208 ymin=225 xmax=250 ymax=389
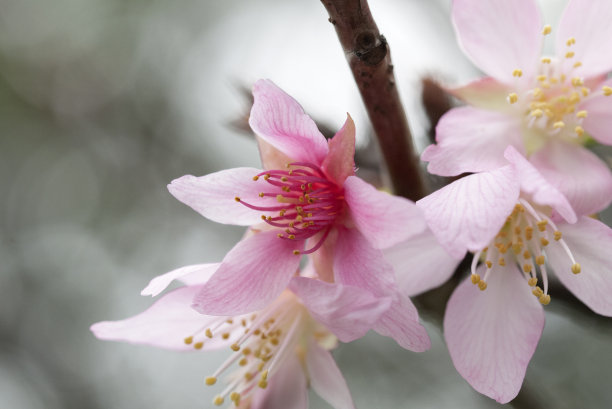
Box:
xmin=182 ymin=292 xmax=322 ymax=406
xmin=236 ymin=162 xmax=344 ymax=255
xmin=506 ymin=25 xmax=612 ymax=151
xmin=469 ymin=201 xmax=581 ymax=305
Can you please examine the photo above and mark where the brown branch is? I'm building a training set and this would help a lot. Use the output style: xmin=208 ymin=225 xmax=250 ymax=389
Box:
xmin=320 ymin=0 xmax=425 ymax=200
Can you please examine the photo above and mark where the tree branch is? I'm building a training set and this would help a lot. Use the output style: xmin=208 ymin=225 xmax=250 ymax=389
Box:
xmin=320 ymin=0 xmax=425 ymax=200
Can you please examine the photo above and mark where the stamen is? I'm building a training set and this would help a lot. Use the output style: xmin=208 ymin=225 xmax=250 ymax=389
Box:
xmin=603 ymin=86 xmax=612 ymax=96
xmin=513 ymin=69 xmax=523 ymax=78
xmin=542 ymin=25 xmax=552 ymax=35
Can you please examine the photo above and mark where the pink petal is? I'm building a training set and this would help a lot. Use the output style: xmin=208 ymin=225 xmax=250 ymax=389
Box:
xmin=306 ymin=339 xmax=356 ymax=409
xmin=449 ymin=77 xmax=513 ymax=111
xmin=192 ymin=230 xmax=301 ymax=316
xmin=385 ymin=228 xmax=462 ymax=297
xmin=416 ymin=166 xmax=520 ymax=259
xmin=373 ymin=294 xmax=431 ymax=352
xmin=529 ymin=141 xmax=612 ymax=216
xmin=289 ymin=276 xmax=391 ymax=343
xmin=547 ymin=217 xmax=612 ymax=316
xmin=256 ymin=136 xmax=294 ymax=171
xmin=250 ymin=354 xmax=308 ymax=409
xmin=422 ymin=107 xmax=525 ymax=177
xmin=444 ymin=265 xmax=545 ymax=403
xmin=556 ymin=0 xmax=612 ymax=79
xmin=141 ymin=263 xmax=220 ymax=297
xmin=249 ymin=79 xmax=329 ymax=166
xmin=321 ymin=114 xmax=356 ymax=185
xmin=343 ymin=176 xmax=427 ymax=249
xmin=168 ymin=168 xmax=280 ymax=226
xmin=580 ymin=78 xmax=612 ymax=145
xmin=452 ymin=0 xmax=542 ymax=83
xmin=503 ymin=145 xmax=577 ymax=223
xmin=91 ymin=285 xmax=232 ymax=351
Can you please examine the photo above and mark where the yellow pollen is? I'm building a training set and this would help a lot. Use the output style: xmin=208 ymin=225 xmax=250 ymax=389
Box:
xmin=277 ymin=233 xmax=284 ymax=238
xmin=264 ymin=174 xmax=270 ymax=180
xmin=536 ymin=255 xmax=546 ymax=265
xmin=471 ymin=274 xmax=480 ymax=284
xmin=572 ymin=263 xmax=581 ymax=275
xmin=539 ymin=294 xmax=551 ymax=305
xmin=252 ymin=175 xmax=259 ymax=181
xmin=554 ymin=231 xmax=562 ymax=241
xmin=532 ymin=88 xmax=543 ymax=99
xmin=222 ymin=333 xmax=230 ymax=340
xmin=533 ymin=286 xmax=544 ymax=297
xmin=542 ymin=25 xmax=552 ymax=35
xmin=523 ymin=264 xmax=532 ymax=273
xmin=537 ymin=75 xmax=547 ymax=82
xmin=259 ymin=193 xmax=265 ymax=198
xmin=288 ymin=234 xmax=295 ymax=240
xmin=281 ymin=176 xmax=288 ymax=182
xmin=230 ymin=392 xmax=241 ymax=403
xmin=242 ymin=347 xmax=251 ymax=355
xmin=603 ymin=86 xmax=612 ymax=96
xmin=244 ymin=372 xmax=253 ymax=381
xmin=498 ymin=257 xmax=506 ymax=266
xmin=184 ymin=336 xmax=193 ymax=345
xmin=282 ymin=186 xmax=290 ymax=193
xmin=540 ymin=238 xmax=549 ymax=246
xmin=205 ymin=377 xmax=217 ymax=386
xmin=573 ymin=61 xmax=582 ymax=68
xmin=575 ymin=126 xmax=585 ymax=137
xmin=258 ymin=380 xmax=268 ymax=389
xmin=214 ymin=396 xmax=224 ymax=406
xmin=541 ymin=57 xmax=551 ymax=64
xmin=234 ymin=197 xmax=241 ymax=202
xmin=571 ymin=77 xmax=584 ymax=87
xmin=566 ymin=37 xmax=576 ymax=46
xmin=293 ymin=250 xmax=300 ymax=255
xmin=537 ymin=220 xmax=548 ymax=231
xmin=508 ymin=93 xmax=518 ymax=104
xmin=565 ymin=51 xmax=575 ymax=59
xmin=194 ymin=342 xmax=204 ymax=350
xmin=531 ymin=109 xmax=544 ymax=118
xmin=206 ymin=329 xmax=213 ymax=338
xmin=239 ymin=358 xmax=248 ymax=366
xmin=486 ymin=260 xmax=493 ymax=268
xmin=513 ymin=69 xmax=523 ymax=77
xmin=231 ymin=344 xmax=240 ymax=352
xmin=523 ymin=250 xmax=531 ymax=259
xmin=553 ymin=121 xmax=565 ymax=129
xmin=576 ymin=110 xmax=588 ymax=119
xmin=513 ymin=243 xmax=522 ymax=254
xmin=478 ymin=281 xmax=488 ymax=291
xmin=528 ymin=277 xmax=538 ymax=287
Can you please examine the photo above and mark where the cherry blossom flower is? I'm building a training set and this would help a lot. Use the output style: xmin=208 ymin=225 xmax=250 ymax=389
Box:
xmin=422 ymin=0 xmax=612 ymax=216
xmin=416 ymin=146 xmax=612 ymax=403
xmin=91 ymin=263 xmax=392 ymax=409
xmin=167 ymin=80 xmax=429 ymax=349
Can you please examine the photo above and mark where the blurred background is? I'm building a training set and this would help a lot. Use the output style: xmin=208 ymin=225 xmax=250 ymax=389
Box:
xmin=1 ymin=0 xmax=611 ymax=408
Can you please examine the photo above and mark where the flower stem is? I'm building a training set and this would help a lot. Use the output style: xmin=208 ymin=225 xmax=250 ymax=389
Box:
xmin=320 ymin=0 xmax=425 ymax=200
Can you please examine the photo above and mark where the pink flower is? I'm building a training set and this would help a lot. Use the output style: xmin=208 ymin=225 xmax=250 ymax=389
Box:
xmin=422 ymin=0 xmax=612 ymax=216
xmin=91 ymin=263 xmax=393 ymax=408
xmin=416 ymin=146 xmax=612 ymax=403
xmin=166 ymin=80 xmax=430 ymax=351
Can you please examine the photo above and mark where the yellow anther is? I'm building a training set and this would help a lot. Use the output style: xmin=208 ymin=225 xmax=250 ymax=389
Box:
xmin=541 ymin=57 xmax=551 ymax=64
xmin=282 ymin=186 xmax=290 ymax=193
xmin=280 ymin=176 xmax=288 ymax=182
xmin=550 ymin=77 xmax=559 ymax=84
xmin=234 ymin=197 xmax=241 ymax=202
xmin=242 ymin=347 xmax=251 ymax=355
xmin=565 ymin=51 xmax=575 ymax=59
xmin=528 ymin=277 xmax=538 ymax=287
xmin=513 ymin=69 xmax=523 ymax=77
xmin=231 ymin=344 xmax=240 ymax=352
xmin=539 ymin=294 xmax=551 ymax=305
xmin=536 ymin=255 xmax=546 ymax=265
xmin=293 ymin=250 xmax=300 ymax=255
xmin=508 ymin=93 xmax=518 ymax=104
xmin=523 ymin=250 xmax=531 ymax=259
xmin=498 ymin=257 xmax=506 ymax=266
xmin=277 ymin=233 xmax=284 ymax=238
xmin=244 ymin=372 xmax=253 ymax=381
xmin=478 ymin=281 xmax=488 ymax=291
xmin=571 ymin=77 xmax=584 ymax=86
xmin=566 ymin=37 xmax=576 ymax=46
xmin=260 ymin=215 xmax=266 ymax=220
xmin=537 ymin=75 xmax=547 ymax=82
xmin=523 ymin=264 xmax=532 ymax=273
xmin=184 ymin=336 xmax=193 ymax=345
xmin=553 ymin=231 xmax=562 ymax=241
xmin=214 ymin=396 xmax=224 ymax=406
xmin=230 ymin=392 xmax=241 ymax=403
xmin=239 ymin=358 xmax=248 ymax=366
xmin=258 ymin=380 xmax=268 ymax=389
xmin=542 ymin=25 xmax=552 ymax=35
xmin=222 ymin=333 xmax=230 ymax=340
xmin=540 ymin=237 xmax=549 ymax=246
xmin=603 ymin=86 xmax=612 ymax=96
xmin=194 ymin=342 xmax=204 ymax=350
xmin=572 ymin=263 xmax=581 ymax=275
xmin=513 ymin=243 xmax=522 ymax=254
xmin=471 ymin=274 xmax=480 ymax=284
xmin=288 ymin=234 xmax=295 ymax=240
xmin=486 ymin=260 xmax=493 ymax=268
xmin=261 ymin=370 xmax=269 ymax=381
xmin=270 ymin=338 xmax=279 ymax=346
xmin=276 ymin=194 xmax=284 ymax=202
xmin=576 ymin=110 xmax=588 ymax=119
xmin=206 ymin=329 xmax=213 ymax=338
xmin=531 ymin=109 xmax=544 ymax=118
xmin=525 ymin=226 xmax=534 ymax=240
xmin=537 ymin=220 xmax=548 ymax=231
xmin=553 ymin=121 xmax=565 ymax=129
xmin=532 ymin=88 xmax=543 ymax=99
xmin=575 ymin=126 xmax=585 ymax=137
xmin=206 ymin=377 xmax=217 ymax=386
xmin=252 ymin=175 xmax=259 ymax=181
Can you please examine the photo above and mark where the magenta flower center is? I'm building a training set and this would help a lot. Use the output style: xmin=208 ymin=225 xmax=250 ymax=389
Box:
xmin=469 ymin=200 xmax=580 ymax=305
xmin=507 ymin=26 xmax=611 ymax=147
xmin=236 ymin=162 xmax=345 ymax=255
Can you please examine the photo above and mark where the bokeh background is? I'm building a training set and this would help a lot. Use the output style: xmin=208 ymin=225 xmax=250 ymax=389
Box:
xmin=1 ymin=0 xmax=611 ymax=408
